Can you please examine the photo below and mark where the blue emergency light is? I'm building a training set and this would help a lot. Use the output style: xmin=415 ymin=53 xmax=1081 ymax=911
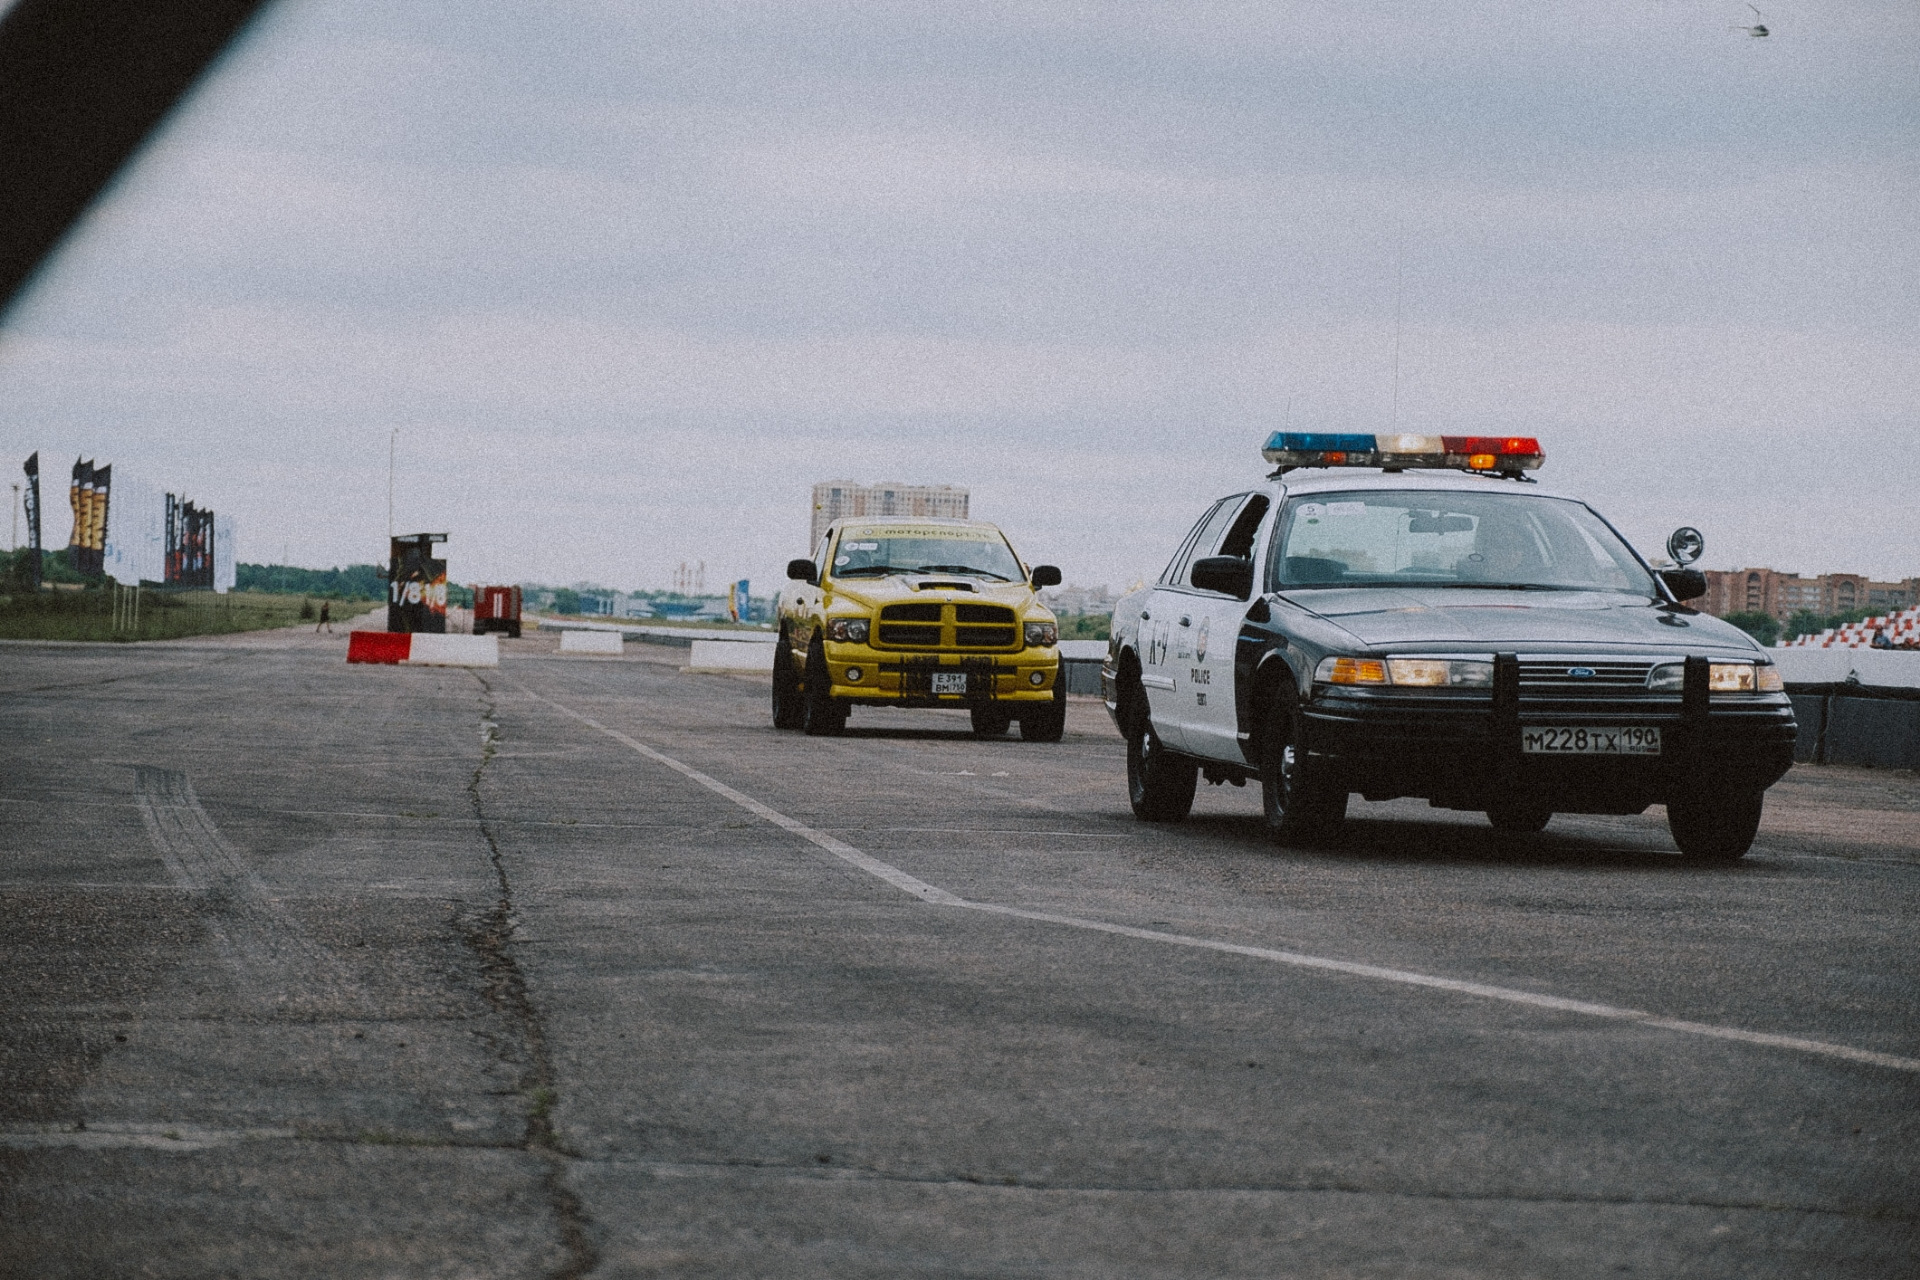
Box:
xmin=1262 ymin=432 xmax=1545 ymax=477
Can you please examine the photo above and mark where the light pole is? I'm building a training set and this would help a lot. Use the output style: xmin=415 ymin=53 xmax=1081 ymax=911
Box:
xmin=387 ymin=428 xmax=397 ymax=541
xmin=9 ymin=483 xmax=17 ymax=550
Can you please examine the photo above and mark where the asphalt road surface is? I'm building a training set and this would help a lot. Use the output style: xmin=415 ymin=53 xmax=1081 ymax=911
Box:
xmin=3 ymin=629 xmax=1917 ymax=1278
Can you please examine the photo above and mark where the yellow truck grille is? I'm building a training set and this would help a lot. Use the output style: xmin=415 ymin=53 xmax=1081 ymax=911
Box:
xmin=876 ymin=603 xmax=1019 ymax=651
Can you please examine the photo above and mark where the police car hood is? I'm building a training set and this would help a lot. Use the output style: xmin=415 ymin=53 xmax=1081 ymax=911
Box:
xmin=1287 ymin=587 xmax=1758 ymax=654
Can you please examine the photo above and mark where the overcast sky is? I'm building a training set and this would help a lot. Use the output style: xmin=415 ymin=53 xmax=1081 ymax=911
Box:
xmin=2 ymin=0 xmax=1915 ymax=592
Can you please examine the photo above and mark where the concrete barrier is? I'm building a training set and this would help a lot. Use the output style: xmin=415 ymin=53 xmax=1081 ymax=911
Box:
xmin=687 ymin=640 xmax=776 ymax=673
xmin=405 ymin=634 xmax=499 ymax=667
xmin=559 ymin=629 xmax=623 ymax=655
xmin=1824 ymin=698 xmax=1920 ymax=770
xmin=348 ymin=632 xmax=499 ymax=667
xmin=1775 ymin=647 xmax=1920 ymax=689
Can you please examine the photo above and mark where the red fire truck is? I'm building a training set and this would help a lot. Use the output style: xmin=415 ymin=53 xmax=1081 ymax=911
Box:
xmin=473 ymin=585 xmax=522 ymax=638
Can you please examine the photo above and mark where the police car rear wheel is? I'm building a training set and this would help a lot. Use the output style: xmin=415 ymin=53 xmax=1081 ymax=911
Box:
xmin=802 ymin=635 xmax=848 ymax=736
xmin=1260 ymin=683 xmax=1346 ymax=845
xmin=1667 ymin=787 xmax=1762 ymax=862
xmin=1127 ymin=720 xmax=1197 ymax=821
xmin=771 ymin=628 xmax=805 ymax=730
xmin=970 ymin=706 xmax=1011 ymax=737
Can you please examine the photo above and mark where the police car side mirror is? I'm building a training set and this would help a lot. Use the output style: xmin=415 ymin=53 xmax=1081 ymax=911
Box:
xmin=1190 ymin=555 xmax=1253 ymax=599
xmin=786 ymin=559 xmax=817 ymax=584
xmin=1030 ymin=564 xmax=1062 ymax=588
xmin=1659 ymin=568 xmax=1706 ymax=602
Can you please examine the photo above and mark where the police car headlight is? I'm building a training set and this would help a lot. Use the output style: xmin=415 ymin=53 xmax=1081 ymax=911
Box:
xmin=825 ymin=617 xmax=869 ymax=643
xmin=1024 ymin=621 xmax=1058 ymax=647
xmin=1645 ymin=661 xmax=1773 ymax=693
xmin=1316 ymin=657 xmax=1388 ymax=685
xmin=1386 ymin=658 xmax=1494 ymax=687
xmin=1709 ymin=662 xmax=1757 ymax=692
xmin=1318 ymin=657 xmax=1492 ymax=687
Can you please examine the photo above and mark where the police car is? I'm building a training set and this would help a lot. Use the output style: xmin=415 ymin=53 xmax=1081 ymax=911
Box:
xmin=1102 ymin=434 xmax=1797 ymax=861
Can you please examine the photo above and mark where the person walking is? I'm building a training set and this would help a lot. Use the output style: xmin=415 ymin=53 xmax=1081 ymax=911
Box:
xmin=316 ymin=600 xmax=332 ymax=633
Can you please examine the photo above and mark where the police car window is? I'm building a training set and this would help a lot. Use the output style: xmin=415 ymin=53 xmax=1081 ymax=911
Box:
xmin=1216 ymin=495 xmax=1270 ymax=560
xmin=1159 ymin=498 xmax=1232 ymax=585
xmin=1271 ymin=492 xmax=1654 ymax=594
xmin=1165 ymin=496 xmax=1250 ymax=588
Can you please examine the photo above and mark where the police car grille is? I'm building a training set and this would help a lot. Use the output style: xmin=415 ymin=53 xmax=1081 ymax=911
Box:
xmin=955 ymin=626 xmax=1016 ymax=648
xmin=1518 ymin=661 xmax=1655 ymax=694
xmin=878 ymin=623 xmax=943 ymax=647
xmin=955 ymin=604 xmax=1015 ymax=625
xmin=881 ymin=603 xmax=942 ymax=622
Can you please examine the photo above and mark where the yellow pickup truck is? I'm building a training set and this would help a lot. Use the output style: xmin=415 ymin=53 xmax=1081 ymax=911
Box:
xmin=772 ymin=518 xmax=1065 ymax=740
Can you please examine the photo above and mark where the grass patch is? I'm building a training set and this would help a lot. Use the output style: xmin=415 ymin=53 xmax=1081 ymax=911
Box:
xmin=0 ymin=587 xmax=380 ymax=642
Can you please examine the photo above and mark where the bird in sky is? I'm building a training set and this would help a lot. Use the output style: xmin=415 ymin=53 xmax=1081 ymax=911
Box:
xmin=1732 ymin=5 xmax=1770 ymax=36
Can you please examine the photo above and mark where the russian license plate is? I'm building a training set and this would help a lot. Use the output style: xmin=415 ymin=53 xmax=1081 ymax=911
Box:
xmin=931 ymin=671 xmax=968 ymax=695
xmin=1522 ymin=726 xmax=1661 ymax=755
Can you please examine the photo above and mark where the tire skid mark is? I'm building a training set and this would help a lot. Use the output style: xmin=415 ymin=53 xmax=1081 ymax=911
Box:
xmin=134 ymin=765 xmax=369 ymax=1017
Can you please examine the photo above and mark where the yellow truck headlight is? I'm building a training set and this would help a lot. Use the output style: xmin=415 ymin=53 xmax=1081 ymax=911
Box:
xmin=825 ymin=617 xmax=869 ymax=643
xmin=1024 ymin=621 xmax=1058 ymax=647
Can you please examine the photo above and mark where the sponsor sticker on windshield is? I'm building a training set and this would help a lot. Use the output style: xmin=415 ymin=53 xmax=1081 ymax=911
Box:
xmin=1325 ymin=502 xmax=1366 ymax=517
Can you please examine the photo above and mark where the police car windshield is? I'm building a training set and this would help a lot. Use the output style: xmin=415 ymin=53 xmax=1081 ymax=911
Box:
xmin=831 ymin=532 xmax=1022 ymax=582
xmin=1273 ymin=491 xmax=1655 ymax=595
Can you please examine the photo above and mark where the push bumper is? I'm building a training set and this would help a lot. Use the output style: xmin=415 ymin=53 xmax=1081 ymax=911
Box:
xmin=1303 ymin=686 xmax=1797 ymax=813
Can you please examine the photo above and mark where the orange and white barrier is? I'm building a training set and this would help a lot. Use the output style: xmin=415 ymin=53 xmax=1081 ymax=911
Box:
xmin=348 ymin=631 xmax=499 ymax=667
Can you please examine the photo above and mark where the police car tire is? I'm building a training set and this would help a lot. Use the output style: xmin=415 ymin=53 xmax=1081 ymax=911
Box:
xmin=802 ymin=636 xmax=847 ymax=737
xmin=1259 ymin=682 xmax=1346 ymax=845
xmin=1018 ymin=681 xmax=1068 ymax=743
xmin=1487 ymin=801 xmax=1552 ymax=834
xmin=772 ymin=628 xmax=806 ymax=730
xmin=1667 ymin=787 xmax=1762 ymax=862
xmin=1127 ymin=719 xmax=1197 ymax=821
xmin=971 ymin=706 xmax=1011 ymax=737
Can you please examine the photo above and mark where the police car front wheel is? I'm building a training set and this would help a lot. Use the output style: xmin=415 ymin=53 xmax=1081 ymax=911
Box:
xmin=1259 ymin=682 xmax=1346 ymax=845
xmin=1667 ymin=787 xmax=1763 ymax=863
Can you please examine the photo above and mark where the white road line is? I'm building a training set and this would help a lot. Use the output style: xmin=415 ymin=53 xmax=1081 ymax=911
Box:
xmin=525 ymin=687 xmax=1920 ymax=1076
xmin=0 ymin=1123 xmax=297 ymax=1151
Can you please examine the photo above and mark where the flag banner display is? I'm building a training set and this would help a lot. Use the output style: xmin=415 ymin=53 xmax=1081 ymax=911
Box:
xmin=102 ymin=477 xmax=165 ymax=585
xmin=388 ymin=535 xmax=448 ymax=633
xmin=165 ymin=493 xmax=216 ymax=588
xmin=66 ymin=458 xmax=110 ymax=575
xmin=727 ymin=578 xmax=751 ymax=622
xmin=21 ymin=452 xmax=42 ymax=588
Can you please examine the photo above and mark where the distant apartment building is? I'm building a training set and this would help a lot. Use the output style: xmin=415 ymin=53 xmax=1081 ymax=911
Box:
xmin=809 ymin=481 xmax=969 ymax=549
xmin=1696 ymin=569 xmax=1920 ymax=621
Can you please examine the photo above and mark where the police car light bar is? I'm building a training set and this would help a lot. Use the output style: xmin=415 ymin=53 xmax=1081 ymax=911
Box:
xmin=1262 ymin=432 xmax=1544 ymax=476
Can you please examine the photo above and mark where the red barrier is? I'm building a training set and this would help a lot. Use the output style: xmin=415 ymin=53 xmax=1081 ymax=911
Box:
xmin=347 ymin=631 xmax=412 ymax=664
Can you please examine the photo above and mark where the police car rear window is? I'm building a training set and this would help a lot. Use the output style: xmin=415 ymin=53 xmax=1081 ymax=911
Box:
xmin=1271 ymin=491 xmax=1654 ymax=594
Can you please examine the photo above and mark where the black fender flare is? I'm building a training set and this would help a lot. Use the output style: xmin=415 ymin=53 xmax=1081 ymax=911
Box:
xmin=1242 ymin=646 xmax=1306 ymax=765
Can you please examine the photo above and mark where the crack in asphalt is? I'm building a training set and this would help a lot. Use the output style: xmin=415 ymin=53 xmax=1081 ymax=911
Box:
xmin=460 ymin=673 xmax=600 ymax=1280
